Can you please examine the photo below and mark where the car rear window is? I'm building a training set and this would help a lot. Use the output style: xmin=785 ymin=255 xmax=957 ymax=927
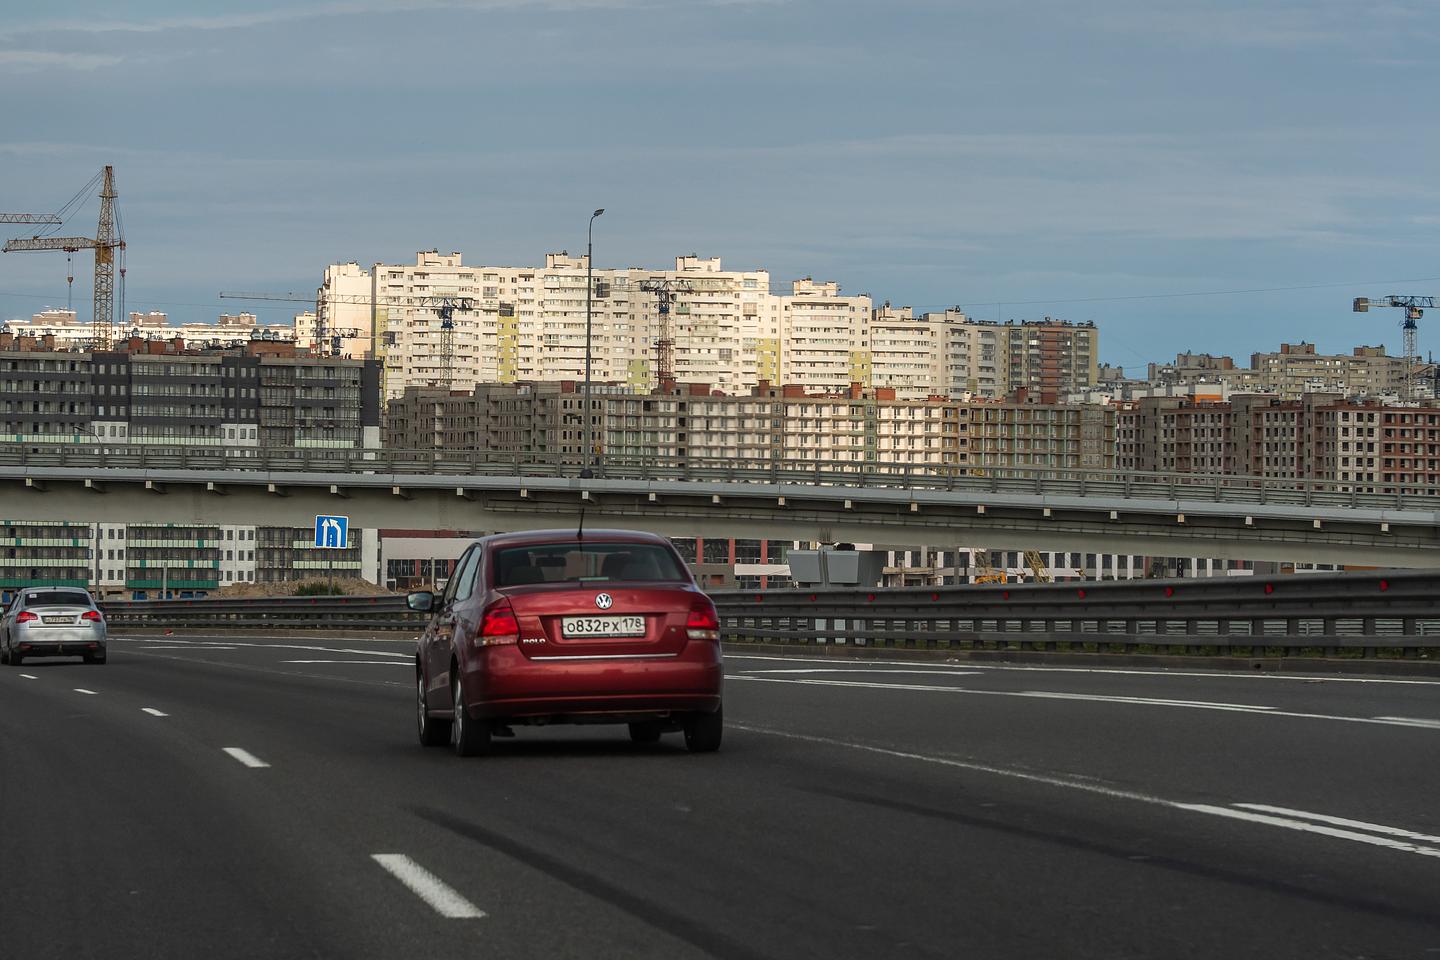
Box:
xmin=494 ymin=542 xmax=687 ymax=586
xmin=23 ymin=590 xmax=92 ymax=608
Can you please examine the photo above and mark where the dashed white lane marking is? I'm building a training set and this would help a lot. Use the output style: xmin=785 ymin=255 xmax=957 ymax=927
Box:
xmin=19 ymin=674 xmax=37 ymax=680
xmin=141 ymin=707 xmax=168 ymax=717
xmin=280 ymin=659 xmax=410 ymax=665
xmin=222 ymin=747 xmax=270 ymax=769
xmin=371 ymin=854 xmax=486 ymax=919
xmin=733 ymin=723 xmax=1440 ymax=861
xmin=728 ymin=675 xmax=1440 ymax=730
xmin=725 ymin=653 xmax=1440 ymax=686
xmin=74 ymin=688 xmax=98 ymax=695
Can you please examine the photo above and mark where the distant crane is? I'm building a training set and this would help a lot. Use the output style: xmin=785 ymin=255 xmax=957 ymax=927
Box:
xmin=1353 ymin=296 xmax=1436 ymax=401
xmin=2 ymin=167 xmax=124 ymax=350
xmin=639 ymin=277 xmax=694 ymax=387
xmin=220 ymin=290 xmax=476 ymax=388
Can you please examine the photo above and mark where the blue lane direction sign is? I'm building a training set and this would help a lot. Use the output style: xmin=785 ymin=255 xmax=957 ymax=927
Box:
xmin=315 ymin=515 xmax=350 ymax=549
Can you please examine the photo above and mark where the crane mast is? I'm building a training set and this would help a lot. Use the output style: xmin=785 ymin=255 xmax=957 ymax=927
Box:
xmin=2 ymin=166 xmax=124 ymax=350
xmin=1353 ymin=296 xmax=1436 ymax=401
xmin=640 ymin=277 xmax=694 ymax=387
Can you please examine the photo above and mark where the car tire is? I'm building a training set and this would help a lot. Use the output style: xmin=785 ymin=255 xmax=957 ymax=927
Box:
xmin=451 ymin=675 xmax=491 ymax=757
xmin=683 ymin=705 xmax=723 ymax=753
xmin=417 ymin=673 xmax=450 ymax=747
xmin=628 ymin=721 xmax=663 ymax=744
xmin=0 ymin=638 xmax=9 ymax=665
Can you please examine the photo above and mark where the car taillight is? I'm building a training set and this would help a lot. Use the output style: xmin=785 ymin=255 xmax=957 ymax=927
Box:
xmin=82 ymin=610 xmax=103 ymax=623
xmin=686 ymin=602 xmax=720 ymax=641
xmin=474 ymin=603 xmax=520 ymax=648
xmin=15 ymin=611 xmax=37 ymax=623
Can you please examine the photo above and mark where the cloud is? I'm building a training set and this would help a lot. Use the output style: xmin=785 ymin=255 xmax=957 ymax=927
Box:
xmin=0 ymin=49 xmax=123 ymax=70
xmin=0 ymin=0 xmax=769 ymax=40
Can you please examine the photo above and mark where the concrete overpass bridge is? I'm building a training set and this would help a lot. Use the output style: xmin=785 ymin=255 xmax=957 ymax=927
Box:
xmin=2 ymin=447 xmax=1438 ymax=566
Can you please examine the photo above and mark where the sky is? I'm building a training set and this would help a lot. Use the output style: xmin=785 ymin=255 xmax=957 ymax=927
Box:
xmin=1 ymin=0 xmax=1437 ymax=373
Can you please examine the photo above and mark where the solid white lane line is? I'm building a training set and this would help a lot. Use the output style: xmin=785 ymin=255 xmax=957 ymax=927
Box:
xmin=728 ymin=675 xmax=1440 ymax=730
xmin=74 ymin=688 xmax=98 ymax=695
xmin=1373 ymin=716 xmax=1440 ymax=730
xmin=141 ymin=708 xmax=168 ymax=717
xmin=222 ymin=747 xmax=270 ymax=769
xmin=279 ymin=659 xmax=410 ymax=665
xmin=1233 ymin=804 xmax=1440 ymax=845
xmin=1177 ymin=805 xmax=1440 ymax=860
xmin=113 ymin=637 xmax=411 ymax=659
xmin=732 ymin=723 xmax=1440 ymax=861
xmin=725 ymin=653 xmax=1440 ymax=686
xmin=1017 ymin=690 xmax=1275 ymax=711
xmin=19 ymin=674 xmax=37 ymax=680
xmin=739 ymin=668 xmax=981 ymax=677
xmin=138 ymin=645 xmax=238 ymax=651
xmin=371 ymin=854 xmax=486 ymax=919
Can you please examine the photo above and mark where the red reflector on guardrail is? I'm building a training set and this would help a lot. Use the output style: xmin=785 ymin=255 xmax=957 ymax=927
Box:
xmin=754 ymin=594 xmax=763 ymax=603
xmin=1002 ymin=591 xmax=1011 ymax=600
xmin=809 ymin=594 xmax=817 ymax=602
xmin=867 ymin=594 xmax=876 ymax=602
xmin=930 ymin=593 xmax=940 ymax=601
xmin=1380 ymin=580 xmax=1390 ymax=591
xmin=1164 ymin=587 xmax=1174 ymax=597
xmin=1077 ymin=589 xmax=1087 ymax=599
xmin=1264 ymin=583 xmax=1275 ymax=594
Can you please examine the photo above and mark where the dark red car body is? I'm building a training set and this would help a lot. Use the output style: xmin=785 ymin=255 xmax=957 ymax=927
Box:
xmin=413 ymin=529 xmax=723 ymax=755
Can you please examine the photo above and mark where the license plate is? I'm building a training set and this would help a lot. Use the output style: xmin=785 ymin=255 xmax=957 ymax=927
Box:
xmin=561 ymin=615 xmax=645 ymax=638
xmin=42 ymin=616 xmax=74 ymax=625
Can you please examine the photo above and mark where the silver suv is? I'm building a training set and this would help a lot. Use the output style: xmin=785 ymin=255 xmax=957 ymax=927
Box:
xmin=1 ymin=587 xmax=108 ymax=666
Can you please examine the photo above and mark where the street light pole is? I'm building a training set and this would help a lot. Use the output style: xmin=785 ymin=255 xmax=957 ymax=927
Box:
xmin=583 ymin=208 xmax=604 ymax=476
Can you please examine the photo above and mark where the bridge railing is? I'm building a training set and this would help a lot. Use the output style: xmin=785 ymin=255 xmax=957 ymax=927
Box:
xmin=3 ymin=444 xmax=1439 ymax=512
xmin=100 ymin=570 xmax=1440 ymax=662
xmin=711 ymin=570 xmax=1440 ymax=660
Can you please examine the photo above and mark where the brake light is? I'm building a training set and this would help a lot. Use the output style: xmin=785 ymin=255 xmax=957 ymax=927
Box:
xmin=82 ymin=610 xmax=103 ymax=623
xmin=686 ymin=602 xmax=720 ymax=641
xmin=474 ymin=603 xmax=520 ymax=648
xmin=15 ymin=611 xmax=37 ymax=623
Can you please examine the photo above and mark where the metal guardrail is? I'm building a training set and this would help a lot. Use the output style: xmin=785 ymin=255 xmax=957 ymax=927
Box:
xmin=2 ymin=444 xmax=1437 ymax=512
xmin=100 ymin=571 xmax=1440 ymax=661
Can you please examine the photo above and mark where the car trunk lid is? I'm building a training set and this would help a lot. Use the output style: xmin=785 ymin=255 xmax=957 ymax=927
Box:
xmin=500 ymin=584 xmax=697 ymax=659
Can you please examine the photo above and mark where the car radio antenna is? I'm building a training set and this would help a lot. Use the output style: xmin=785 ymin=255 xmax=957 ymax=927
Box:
xmin=577 ymin=506 xmax=586 ymax=542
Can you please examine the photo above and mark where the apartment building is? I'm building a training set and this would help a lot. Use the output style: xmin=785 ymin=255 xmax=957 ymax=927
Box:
xmin=1003 ymin=317 xmax=1099 ymax=402
xmin=316 ymin=251 xmax=1095 ymax=403
xmin=1146 ymin=343 xmax=1421 ymax=400
xmin=387 ymin=379 xmax=1117 ymax=474
xmin=3 ymin=309 xmax=296 ymax=350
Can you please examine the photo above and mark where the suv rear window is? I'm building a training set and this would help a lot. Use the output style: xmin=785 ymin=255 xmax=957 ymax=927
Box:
xmin=494 ymin=543 xmax=687 ymax=586
xmin=23 ymin=590 xmax=92 ymax=608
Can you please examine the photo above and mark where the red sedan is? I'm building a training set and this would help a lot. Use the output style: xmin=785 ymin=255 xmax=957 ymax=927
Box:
xmin=411 ymin=529 xmax=724 ymax=756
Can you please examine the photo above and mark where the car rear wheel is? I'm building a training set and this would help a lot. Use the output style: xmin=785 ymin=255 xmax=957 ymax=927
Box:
xmin=628 ymin=721 xmax=663 ymax=744
xmin=0 ymin=638 xmax=9 ymax=665
xmin=417 ymin=674 xmax=450 ymax=747
xmin=451 ymin=676 xmax=491 ymax=757
xmin=683 ymin=705 xmax=723 ymax=753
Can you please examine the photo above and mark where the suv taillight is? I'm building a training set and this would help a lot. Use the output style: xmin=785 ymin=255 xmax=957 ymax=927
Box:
xmin=686 ymin=602 xmax=720 ymax=641
xmin=15 ymin=611 xmax=37 ymax=623
xmin=474 ymin=602 xmax=520 ymax=648
xmin=82 ymin=610 xmax=103 ymax=623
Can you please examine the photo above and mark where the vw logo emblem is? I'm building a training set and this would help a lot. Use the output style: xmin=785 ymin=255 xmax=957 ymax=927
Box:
xmin=595 ymin=593 xmax=614 ymax=610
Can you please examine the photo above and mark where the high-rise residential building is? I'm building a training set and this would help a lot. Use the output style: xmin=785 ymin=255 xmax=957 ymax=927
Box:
xmin=386 ymin=379 xmax=1117 ymax=474
xmin=315 ymin=251 xmax=1096 ymax=403
xmin=1003 ymin=317 xmax=1100 ymax=402
xmin=0 ymin=309 xmax=294 ymax=351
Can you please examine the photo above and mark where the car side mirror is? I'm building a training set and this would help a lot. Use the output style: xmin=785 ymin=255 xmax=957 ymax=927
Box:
xmin=407 ymin=591 xmax=435 ymax=613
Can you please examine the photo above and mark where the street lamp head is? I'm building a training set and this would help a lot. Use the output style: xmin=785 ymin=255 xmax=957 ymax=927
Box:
xmin=593 ymin=208 xmax=605 ymax=218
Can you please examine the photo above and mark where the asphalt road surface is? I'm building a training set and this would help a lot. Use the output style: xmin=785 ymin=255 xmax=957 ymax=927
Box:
xmin=3 ymin=635 xmax=1439 ymax=959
